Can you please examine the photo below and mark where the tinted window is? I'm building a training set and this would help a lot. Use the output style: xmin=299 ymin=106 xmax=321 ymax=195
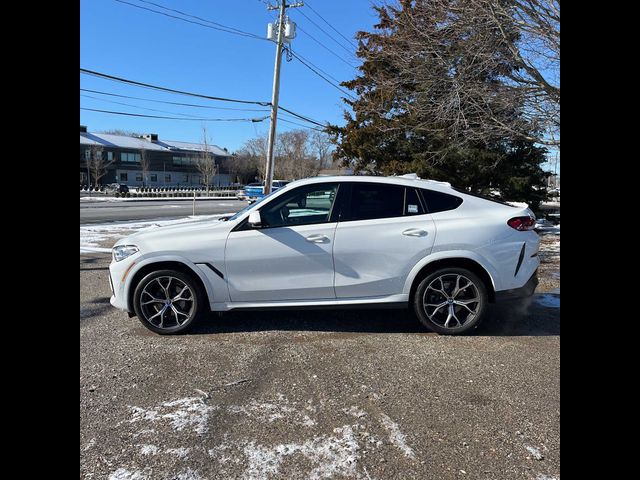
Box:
xmin=420 ymin=189 xmax=463 ymax=213
xmin=405 ymin=188 xmax=425 ymax=216
xmin=260 ymin=183 xmax=339 ymax=228
xmin=349 ymin=183 xmax=404 ymax=221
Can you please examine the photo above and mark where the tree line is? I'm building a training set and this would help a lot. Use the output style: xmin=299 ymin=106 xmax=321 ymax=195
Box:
xmin=227 ymin=130 xmax=336 ymax=185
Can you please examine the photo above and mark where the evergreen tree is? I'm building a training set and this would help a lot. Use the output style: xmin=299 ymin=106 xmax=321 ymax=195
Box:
xmin=330 ymin=0 xmax=552 ymax=210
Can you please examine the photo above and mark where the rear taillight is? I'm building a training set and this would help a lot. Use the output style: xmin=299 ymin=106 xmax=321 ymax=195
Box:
xmin=507 ymin=216 xmax=536 ymax=231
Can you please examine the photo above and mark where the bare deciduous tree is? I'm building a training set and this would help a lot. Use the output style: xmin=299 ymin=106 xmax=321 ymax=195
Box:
xmin=139 ymin=148 xmax=150 ymax=187
xmin=348 ymin=0 xmax=559 ymax=150
xmin=86 ymin=144 xmax=114 ymax=188
xmin=235 ymin=130 xmax=323 ymax=182
xmin=237 ymin=135 xmax=269 ymax=181
xmin=310 ymin=131 xmax=335 ymax=168
xmin=195 ymin=127 xmax=218 ymax=193
xmin=276 ymin=130 xmax=320 ymax=180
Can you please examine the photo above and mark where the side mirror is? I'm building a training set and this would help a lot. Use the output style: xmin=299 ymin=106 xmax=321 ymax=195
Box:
xmin=248 ymin=210 xmax=262 ymax=228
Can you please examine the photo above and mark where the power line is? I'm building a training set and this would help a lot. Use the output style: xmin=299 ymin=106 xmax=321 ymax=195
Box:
xmin=112 ymin=1 xmax=356 ymax=106
xmin=294 ymin=22 xmax=357 ymax=68
xmin=80 ymin=88 xmax=271 ymax=112
xmin=277 ymin=105 xmax=325 ymax=127
xmin=278 ymin=117 xmax=325 ymax=132
xmin=80 ymin=68 xmax=271 ymax=106
xmin=81 ymin=107 xmax=268 ymax=122
xmin=288 ymin=50 xmax=356 ymax=100
xmin=114 ymin=0 xmax=268 ymax=42
xmin=136 ymin=0 xmax=263 ymax=38
xmin=295 ymin=9 xmax=357 ymax=58
xmin=81 ymin=94 xmax=204 ymax=118
xmin=304 ymin=0 xmax=358 ymax=49
xmin=81 ymin=68 xmax=328 ymax=127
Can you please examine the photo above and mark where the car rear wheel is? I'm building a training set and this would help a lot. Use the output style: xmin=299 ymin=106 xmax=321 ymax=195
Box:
xmin=133 ymin=270 xmax=204 ymax=335
xmin=413 ymin=268 xmax=488 ymax=335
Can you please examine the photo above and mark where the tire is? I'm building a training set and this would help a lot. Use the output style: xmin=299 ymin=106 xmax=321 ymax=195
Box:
xmin=413 ymin=267 xmax=488 ymax=335
xmin=133 ymin=269 xmax=205 ymax=335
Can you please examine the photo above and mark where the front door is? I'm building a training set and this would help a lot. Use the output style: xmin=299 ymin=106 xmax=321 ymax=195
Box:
xmin=225 ymin=183 xmax=341 ymax=302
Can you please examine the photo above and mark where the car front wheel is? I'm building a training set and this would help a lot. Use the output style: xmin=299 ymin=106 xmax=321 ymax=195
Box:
xmin=413 ymin=268 xmax=488 ymax=335
xmin=133 ymin=269 xmax=204 ymax=334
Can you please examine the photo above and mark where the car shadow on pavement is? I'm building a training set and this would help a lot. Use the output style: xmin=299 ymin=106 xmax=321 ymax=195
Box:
xmin=188 ymin=293 xmax=559 ymax=337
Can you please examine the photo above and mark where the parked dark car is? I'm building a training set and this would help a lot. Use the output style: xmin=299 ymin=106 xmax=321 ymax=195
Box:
xmin=107 ymin=183 xmax=129 ymax=194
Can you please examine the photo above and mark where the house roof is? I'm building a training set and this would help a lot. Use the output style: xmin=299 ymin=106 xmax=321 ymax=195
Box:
xmin=155 ymin=140 xmax=229 ymax=156
xmin=80 ymin=131 xmax=231 ymax=156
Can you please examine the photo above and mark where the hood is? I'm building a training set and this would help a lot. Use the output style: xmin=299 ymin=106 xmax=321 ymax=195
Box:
xmin=115 ymin=217 xmax=235 ymax=250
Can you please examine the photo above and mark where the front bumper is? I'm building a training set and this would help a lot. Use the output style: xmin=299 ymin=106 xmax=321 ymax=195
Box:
xmin=494 ymin=270 xmax=539 ymax=302
xmin=109 ymin=258 xmax=135 ymax=311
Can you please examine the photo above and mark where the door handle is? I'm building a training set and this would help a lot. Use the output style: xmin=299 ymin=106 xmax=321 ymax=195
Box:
xmin=305 ymin=234 xmax=330 ymax=243
xmin=402 ymin=228 xmax=428 ymax=237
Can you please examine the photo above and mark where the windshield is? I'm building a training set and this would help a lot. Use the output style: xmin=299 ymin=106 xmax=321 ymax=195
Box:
xmin=227 ymin=188 xmax=282 ymax=221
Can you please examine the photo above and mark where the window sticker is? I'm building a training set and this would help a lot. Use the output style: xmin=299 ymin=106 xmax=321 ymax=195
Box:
xmin=408 ymin=204 xmax=418 ymax=213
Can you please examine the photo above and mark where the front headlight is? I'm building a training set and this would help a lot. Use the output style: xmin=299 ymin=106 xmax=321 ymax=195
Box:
xmin=112 ymin=245 xmax=139 ymax=262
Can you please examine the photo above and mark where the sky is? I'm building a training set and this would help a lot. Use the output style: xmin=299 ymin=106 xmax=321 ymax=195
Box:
xmin=80 ymin=0 xmax=378 ymax=152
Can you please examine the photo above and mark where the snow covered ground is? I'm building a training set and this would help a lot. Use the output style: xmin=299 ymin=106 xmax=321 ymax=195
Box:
xmin=80 ymin=214 xmax=230 ymax=254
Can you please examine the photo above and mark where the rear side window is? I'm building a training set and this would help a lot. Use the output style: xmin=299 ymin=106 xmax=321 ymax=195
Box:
xmin=419 ymin=189 xmax=463 ymax=213
xmin=349 ymin=183 xmax=404 ymax=220
xmin=405 ymin=188 xmax=425 ymax=215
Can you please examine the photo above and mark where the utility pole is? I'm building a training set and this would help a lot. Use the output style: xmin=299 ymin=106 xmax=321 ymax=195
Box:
xmin=264 ymin=0 xmax=303 ymax=195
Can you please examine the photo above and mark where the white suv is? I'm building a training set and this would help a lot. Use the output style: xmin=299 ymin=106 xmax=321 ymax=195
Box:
xmin=109 ymin=176 xmax=540 ymax=335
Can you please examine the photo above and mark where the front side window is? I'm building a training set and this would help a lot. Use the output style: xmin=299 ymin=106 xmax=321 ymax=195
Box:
xmin=120 ymin=173 xmax=128 ymax=182
xmin=260 ymin=183 xmax=339 ymax=228
xmin=136 ymin=173 xmax=143 ymax=181
xmin=165 ymin=174 xmax=171 ymax=183
xmin=348 ymin=183 xmax=405 ymax=221
xmin=150 ymin=174 xmax=158 ymax=182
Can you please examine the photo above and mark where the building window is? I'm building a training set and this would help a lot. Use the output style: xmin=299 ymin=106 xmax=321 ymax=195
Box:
xmin=136 ymin=174 xmax=143 ymax=182
xmin=107 ymin=151 xmax=113 ymax=161
xmin=173 ymin=156 xmax=192 ymax=166
xmin=120 ymin=173 xmax=128 ymax=182
xmin=165 ymin=174 xmax=171 ymax=183
xmin=121 ymin=152 xmax=141 ymax=163
xmin=150 ymin=174 xmax=157 ymax=182
xmin=84 ymin=150 xmax=91 ymax=160
xmin=183 ymin=174 xmax=189 ymax=183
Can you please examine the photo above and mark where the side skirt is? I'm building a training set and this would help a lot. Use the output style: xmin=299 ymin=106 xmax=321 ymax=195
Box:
xmin=211 ymin=294 xmax=410 ymax=312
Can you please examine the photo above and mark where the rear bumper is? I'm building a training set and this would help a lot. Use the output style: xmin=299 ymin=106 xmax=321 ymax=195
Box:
xmin=495 ymin=270 xmax=538 ymax=302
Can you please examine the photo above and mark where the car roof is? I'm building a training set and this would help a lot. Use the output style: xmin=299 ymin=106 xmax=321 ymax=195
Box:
xmin=286 ymin=175 xmax=455 ymax=194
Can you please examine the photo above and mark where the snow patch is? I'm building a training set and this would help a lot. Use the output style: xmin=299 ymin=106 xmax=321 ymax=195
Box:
xmin=379 ymin=414 xmax=416 ymax=459
xmin=343 ymin=406 xmax=367 ymax=418
xmin=82 ymin=438 xmax=96 ymax=451
xmin=138 ymin=444 xmax=159 ymax=455
xmin=227 ymin=396 xmax=316 ymax=427
xmin=526 ymin=445 xmax=544 ymax=460
xmin=108 ymin=468 xmax=149 ymax=480
xmin=166 ymin=447 xmax=191 ymax=459
xmin=80 ymin=214 xmax=228 ymax=253
xmin=223 ymin=425 xmax=360 ymax=480
xmin=129 ymin=397 xmax=218 ymax=435
xmin=536 ymin=475 xmax=558 ymax=480
xmin=173 ymin=468 xmax=203 ymax=480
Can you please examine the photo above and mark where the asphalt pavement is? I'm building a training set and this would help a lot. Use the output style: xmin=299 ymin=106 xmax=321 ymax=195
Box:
xmin=80 ymin=198 xmax=248 ymax=224
xmin=80 ymin=250 xmax=560 ymax=480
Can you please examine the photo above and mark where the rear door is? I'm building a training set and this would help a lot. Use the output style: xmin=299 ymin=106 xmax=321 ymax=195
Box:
xmin=333 ymin=182 xmax=436 ymax=298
